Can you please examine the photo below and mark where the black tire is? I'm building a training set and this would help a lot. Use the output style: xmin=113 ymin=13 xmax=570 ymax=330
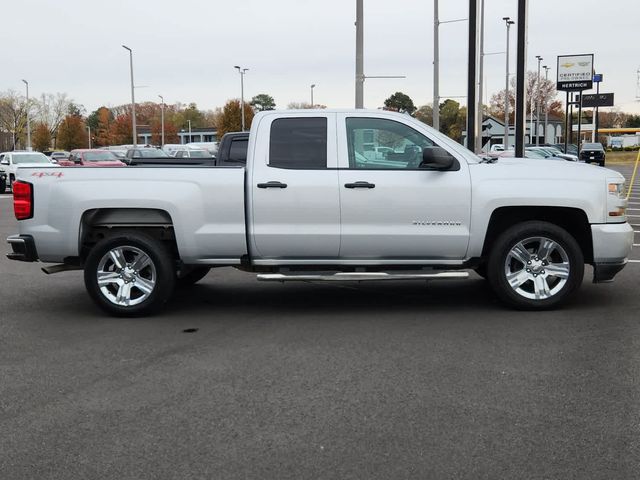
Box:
xmin=83 ymin=230 xmax=175 ymax=316
xmin=176 ymin=266 xmax=211 ymax=287
xmin=487 ymin=221 xmax=584 ymax=310
xmin=0 ymin=178 xmax=6 ymax=193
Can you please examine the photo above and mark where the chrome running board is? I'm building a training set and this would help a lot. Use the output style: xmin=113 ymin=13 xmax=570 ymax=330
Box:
xmin=257 ymin=271 xmax=469 ymax=282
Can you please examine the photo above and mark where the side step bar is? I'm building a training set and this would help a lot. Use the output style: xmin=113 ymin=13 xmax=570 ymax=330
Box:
xmin=257 ymin=271 xmax=469 ymax=282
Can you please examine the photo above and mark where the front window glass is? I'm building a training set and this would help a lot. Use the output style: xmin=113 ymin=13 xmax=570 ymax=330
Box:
xmin=346 ymin=117 xmax=436 ymax=169
xmin=84 ymin=151 xmax=119 ymax=161
xmin=13 ymin=153 xmax=50 ymax=164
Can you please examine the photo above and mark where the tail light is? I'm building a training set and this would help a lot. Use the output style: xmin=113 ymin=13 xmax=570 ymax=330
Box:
xmin=13 ymin=181 xmax=33 ymax=220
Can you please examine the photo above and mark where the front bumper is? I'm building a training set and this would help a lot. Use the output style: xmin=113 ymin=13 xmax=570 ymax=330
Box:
xmin=7 ymin=234 xmax=38 ymax=262
xmin=591 ymin=223 xmax=634 ymax=282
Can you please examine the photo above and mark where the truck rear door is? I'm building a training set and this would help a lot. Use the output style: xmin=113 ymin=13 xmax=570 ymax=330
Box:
xmin=248 ymin=113 xmax=340 ymax=260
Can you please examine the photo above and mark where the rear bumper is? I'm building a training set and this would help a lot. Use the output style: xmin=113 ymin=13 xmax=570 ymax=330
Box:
xmin=6 ymin=234 xmax=38 ymax=262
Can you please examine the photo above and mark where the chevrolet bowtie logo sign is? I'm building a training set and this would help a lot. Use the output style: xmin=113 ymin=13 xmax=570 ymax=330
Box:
xmin=561 ymin=63 xmax=574 ymax=68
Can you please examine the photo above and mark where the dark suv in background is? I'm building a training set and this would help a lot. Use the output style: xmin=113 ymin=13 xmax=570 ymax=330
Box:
xmin=580 ymin=142 xmax=606 ymax=166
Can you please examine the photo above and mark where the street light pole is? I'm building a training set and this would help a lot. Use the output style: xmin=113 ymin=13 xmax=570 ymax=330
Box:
xmin=503 ymin=17 xmax=514 ymax=149
xmin=87 ymin=125 xmax=91 ymax=148
xmin=433 ymin=0 xmax=440 ymax=130
xmin=542 ymin=65 xmax=550 ymax=143
xmin=234 ymin=66 xmax=248 ymax=131
xmin=475 ymin=0 xmax=485 ymax=154
xmin=355 ymin=0 xmax=364 ymax=108
xmin=21 ymin=79 xmax=31 ymax=151
xmin=188 ymin=119 xmax=192 ymax=143
xmin=310 ymin=84 xmax=316 ymax=107
xmin=158 ymin=95 xmax=165 ymax=147
xmin=122 ymin=45 xmax=137 ymax=147
xmin=535 ymin=55 xmax=543 ymax=145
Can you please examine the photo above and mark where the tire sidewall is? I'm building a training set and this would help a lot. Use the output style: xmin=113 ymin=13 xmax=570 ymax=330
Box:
xmin=487 ymin=221 xmax=584 ymax=310
xmin=84 ymin=231 xmax=175 ymax=316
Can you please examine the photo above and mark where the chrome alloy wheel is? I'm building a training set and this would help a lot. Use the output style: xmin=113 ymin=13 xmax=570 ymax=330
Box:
xmin=504 ymin=236 xmax=570 ymax=301
xmin=96 ymin=246 xmax=156 ymax=306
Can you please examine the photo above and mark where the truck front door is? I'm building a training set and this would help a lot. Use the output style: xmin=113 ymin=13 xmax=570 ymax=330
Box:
xmin=249 ymin=113 xmax=341 ymax=260
xmin=336 ymin=114 xmax=472 ymax=261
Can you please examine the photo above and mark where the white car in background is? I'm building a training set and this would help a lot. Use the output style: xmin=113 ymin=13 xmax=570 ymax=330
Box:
xmin=0 ymin=151 xmax=54 ymax=192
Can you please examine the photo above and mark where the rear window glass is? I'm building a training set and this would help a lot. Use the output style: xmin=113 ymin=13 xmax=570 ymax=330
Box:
xmin=13 ymin=153 xmax=50 ymax=164
xmin=269 ymin=117 xmax=327 ymax=169
xmin=582 ymin=143 xmax=603 ymax=150
xmin=229 ymin=139 xmax=248 ymax=164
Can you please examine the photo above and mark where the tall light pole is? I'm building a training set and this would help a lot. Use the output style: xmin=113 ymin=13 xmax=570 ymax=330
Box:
xmin=355 ymin=0 xmax=364 ymax=108
xmin=122 ymin=45 xmax=137 ymax=147
xmin=542 ymin=65 xmax=550 ymax=143
xmin=475 ymin=0 xmax=485 ymax=153
xmin=87 ymin=125 xmax=91 ymax=148
xmin=188 ymin=119 xmax=192 ymax=143
xmin=158 ymin=95 xmax=165 ymax=147
xmin=535 ymin=55 xmax=543 ymax=145
xmin=503 ymin=17 xmax=514 ymax=148
xmin=234 ymin=66 xmax=248 ymax=131
xmin=21 ymin=79 xmax=31 ymax=151
xmin=310 ymin=84 xmax=316 ymax=107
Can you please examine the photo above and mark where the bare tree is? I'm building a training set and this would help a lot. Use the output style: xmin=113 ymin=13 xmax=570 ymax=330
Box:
xmin=36 ymin=93 xmax=73 ymax=142
xmin=0 ymin=90 xmax=28 ymax=149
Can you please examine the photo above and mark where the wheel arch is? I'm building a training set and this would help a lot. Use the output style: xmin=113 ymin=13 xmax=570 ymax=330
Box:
xmin=481 ymin=206 xmax=593 ymax=264
xmin=79 ymin=208 xmax=179 ymax=262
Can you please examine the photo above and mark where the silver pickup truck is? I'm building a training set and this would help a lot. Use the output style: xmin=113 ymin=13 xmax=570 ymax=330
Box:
xmin=6 ymin=110 xmax=634 ymax=316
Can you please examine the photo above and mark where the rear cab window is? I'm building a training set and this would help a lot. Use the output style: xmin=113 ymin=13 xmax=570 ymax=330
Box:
xmin=268 ymin=117 xmax=327 ymax=169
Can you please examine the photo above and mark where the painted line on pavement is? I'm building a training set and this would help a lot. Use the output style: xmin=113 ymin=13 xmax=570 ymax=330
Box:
xmin=629 ymin=260 xmax=640 ymax=263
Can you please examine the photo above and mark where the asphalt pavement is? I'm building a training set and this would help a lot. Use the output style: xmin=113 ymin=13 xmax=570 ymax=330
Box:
xmin=1 ymin=166 xmax=639 ymax=479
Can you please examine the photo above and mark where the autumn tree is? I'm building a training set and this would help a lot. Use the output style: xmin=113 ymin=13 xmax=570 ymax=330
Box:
xmin=57 ymin=115 xmax=87 ymax=150
xmin=112 ymin=113 xmax=133 ymax=144
xmin=151 ymin=118 xmax=179 ymax=145
xmin=32 ymin=123 xmax=52 ymax=151
xmin=383 ymin=92 xmax=416 ymax=115
xmin=251 ymin=94 xmax=276 ymax=111
xmin=215 ymin=100 xmax=255 ymax=138
xmin=35 ymin=92 xmax=73 ymax=145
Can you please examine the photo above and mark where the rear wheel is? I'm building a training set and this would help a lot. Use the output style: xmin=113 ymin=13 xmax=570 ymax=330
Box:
xmin=0 ymin=177 xmax=5 ymax=193
xmin=84 ymin=231 xmax=175 ymax=316
xmin=487 ymin=221 xmax=583 ymax=310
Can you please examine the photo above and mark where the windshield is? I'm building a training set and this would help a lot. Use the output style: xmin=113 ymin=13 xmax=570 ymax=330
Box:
xmin=83 ymin=151 xmax=119 ymax=161
xmin=13 ymin=153 xmax=51 ymax=164
xmin=188 ymin=150 xmax=212 ymax=158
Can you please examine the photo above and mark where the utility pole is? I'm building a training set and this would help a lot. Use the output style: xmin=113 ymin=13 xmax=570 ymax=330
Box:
xmin=234 ymin=66 xmax=248 ymax=130
xmin=21 ymin=79 xmax=31 ymax=151
xmin=87 ymin=125 xmax=91 ymax=148
xmin=355 ymin=0 xmax=364 ymax=108
xmin=122 ymin=45 xmax=137 ymax=147
xmin=433 ymin=0 xmax=440 ymax=130
xmin=158 ymin=95 xmax=165 ymax=147
xmin=514 ymin=0 xmax=528 ymax=158
xmin=543 ymin=65 xmax=550 ymax=143
xmin=503 ymin=17 xmax=514 ymax=148
xmin=310 ymin=84 xmax=316 ymax=107
xmin=466 ymin=0 xmax=478 ymax=152
xmin=475 ymin=0 xmax=485 ymax=153
xmin=535 ymin=55 xmax=543 ymax=145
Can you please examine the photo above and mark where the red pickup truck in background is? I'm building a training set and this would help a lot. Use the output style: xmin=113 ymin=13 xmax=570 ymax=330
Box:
xmin=57 ymin=149 xmax=126 ymax=167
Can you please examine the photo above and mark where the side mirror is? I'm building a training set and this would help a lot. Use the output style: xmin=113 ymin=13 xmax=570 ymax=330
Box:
xmin=420 ymin=147 xmax=457 ymax=171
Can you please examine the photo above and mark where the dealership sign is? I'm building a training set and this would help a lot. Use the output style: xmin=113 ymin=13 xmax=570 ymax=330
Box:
xmin=576 ymin=93 xmax=615 ymax=108
xmin=557 ymin=54 xmax=594 ymax=91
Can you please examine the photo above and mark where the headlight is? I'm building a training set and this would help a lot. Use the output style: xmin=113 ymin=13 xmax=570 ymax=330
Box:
xmin=607 ymin=180 xmax=627 ymax=220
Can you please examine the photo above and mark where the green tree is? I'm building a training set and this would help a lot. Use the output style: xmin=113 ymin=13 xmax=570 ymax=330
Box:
xmin=383 ymin=92 xmax=416 ymax=115
xmin=215 ymin=100 xmax=255 ymax=138
xmin=175 ymin=102 xmax=205 ymax=129
xmin=414 ymin=104 xmax=433 ymax=126
xmin=57 ymin=115 xmax=86 ymax=150
xmin=251 ymin=94 xmax=276 ymax=111
xmin=32 ymin=122 xmax=52 ymax=151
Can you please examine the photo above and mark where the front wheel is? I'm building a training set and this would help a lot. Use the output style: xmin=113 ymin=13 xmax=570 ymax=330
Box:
xmin=84 ymin=231 xmax=176 ymax=316
xmin=0 ymin=177 xmax=6 ymax=193
xmin=487 ymin=221 xmax=584 ymax=310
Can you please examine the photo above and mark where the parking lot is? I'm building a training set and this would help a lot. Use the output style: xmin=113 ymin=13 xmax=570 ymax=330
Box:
xmin=1 ymin=164 xmax=639 ymax=479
